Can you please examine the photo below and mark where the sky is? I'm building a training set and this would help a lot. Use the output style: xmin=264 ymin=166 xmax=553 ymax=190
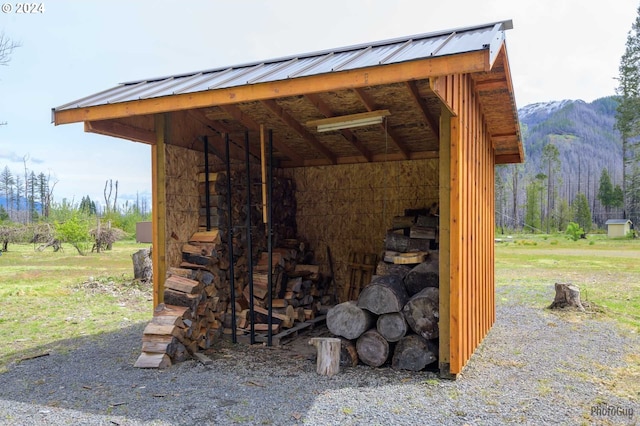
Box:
xmin=0 ymin=0 xmax=638 ymax=208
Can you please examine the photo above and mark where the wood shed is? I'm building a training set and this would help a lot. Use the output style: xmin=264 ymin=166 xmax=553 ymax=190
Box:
xmin=52 ymin=20 xmax=523 ymax=378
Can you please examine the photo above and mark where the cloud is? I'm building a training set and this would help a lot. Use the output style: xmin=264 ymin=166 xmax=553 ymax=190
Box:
xmin=0 ymin=150 xmax=44 ymax=164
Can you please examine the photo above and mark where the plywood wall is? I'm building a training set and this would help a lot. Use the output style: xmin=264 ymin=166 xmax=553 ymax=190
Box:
xmin=434 ymin=73 xmax=496 ymax=376
xmin=283 ymin=159 xmax=438 ymax=297
xmin=164 ymin=144 xmax=201 ymax=267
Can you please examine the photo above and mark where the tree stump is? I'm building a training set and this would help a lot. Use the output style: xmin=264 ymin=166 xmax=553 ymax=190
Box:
xmin=548 ymin=282 xmax=585 ymax=312
xmin=309 ymin=337 xmax=341 ymax=376
xmin=132 ymin=247 xmax=153 ymax=282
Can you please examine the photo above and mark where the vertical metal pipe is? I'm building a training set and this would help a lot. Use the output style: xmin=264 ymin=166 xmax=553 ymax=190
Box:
xmin=225 ymin=133 xmax=237 ymax=344
xmin=245 ymin=130 xmax=255 ymax=344
xmin=267 ymin=129 xmax=274 ymax=346
xmin=204 ymin=136 xmax=211 ymax=231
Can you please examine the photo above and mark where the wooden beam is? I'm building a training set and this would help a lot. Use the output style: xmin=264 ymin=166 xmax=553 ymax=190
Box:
xmin=278 ymin=149 xmax=438 ymax=167
xmin=353 ymin=88 xmax=410 ymax=159
xmin=186 ymin=109 xmax=251 ymax=160
xmin=221 ymin=104 xmax=304 ymax=164
xmin=53 ymin=51 xmax=490 ymax=125
xmin=152 ymin=113 xmax=168 ymax=307
xmin=261 ymin=99 xmax=337 ymax=164
xmin=85 ymin=120 xmax=155 ymax=144
xmin=474 ymin=78 xmax=508 ymax=92
xmin=495 ymin=153 xmax=523 ymax=164
xmin=404 ymin=81 xmax=440 ymax=138
xmin=305 ymin=93 xmax=373 ymax=162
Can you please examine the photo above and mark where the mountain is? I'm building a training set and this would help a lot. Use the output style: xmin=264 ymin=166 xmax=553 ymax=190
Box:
xmin=498 ymin=95 xmax=624 ymax=228
xmin=518 ymin=97 xmax=622 ymax=186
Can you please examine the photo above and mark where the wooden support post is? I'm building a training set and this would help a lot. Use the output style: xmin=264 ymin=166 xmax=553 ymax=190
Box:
xmin=309 ymin=337 xmax=341 ymax=376
xmin=260 ymin=124 xmax=268 ymax=224
xmin=152 ymin=113 xmax=168 ymax=307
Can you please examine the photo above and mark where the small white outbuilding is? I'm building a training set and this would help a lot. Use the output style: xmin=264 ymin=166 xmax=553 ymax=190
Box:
xmin=605 ymin=219 xmax=633 ymax=238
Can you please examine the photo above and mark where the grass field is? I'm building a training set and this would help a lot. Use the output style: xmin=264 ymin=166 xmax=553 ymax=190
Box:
xmin=0 ymin=241 xmax=153 ymax=371
xmin=0 ymin=235 xmax=638 ymax=372
xmin=495 ymin=234 xmax=640 ymax=331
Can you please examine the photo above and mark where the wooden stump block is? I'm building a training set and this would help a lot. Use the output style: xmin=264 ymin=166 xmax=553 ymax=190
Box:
xmin=548 ymin=282 xmax=585 ymax=312
xmin=309 ymin=337 xmax=341 ymax=376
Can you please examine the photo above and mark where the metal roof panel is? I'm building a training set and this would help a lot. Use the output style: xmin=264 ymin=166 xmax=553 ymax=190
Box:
xmin=54 ymin=20 xmax=513 ymax=112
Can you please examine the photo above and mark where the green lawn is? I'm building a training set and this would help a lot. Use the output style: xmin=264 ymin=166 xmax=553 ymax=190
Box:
xmin=495 ymin=234 xmax=640 ymax=331
xmin=0 ymin=241 xmax=153 ymax=371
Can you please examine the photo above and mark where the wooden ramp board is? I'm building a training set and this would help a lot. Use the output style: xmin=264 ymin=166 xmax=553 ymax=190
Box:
xmin=253 ymin=315 xmax=327 ymax=346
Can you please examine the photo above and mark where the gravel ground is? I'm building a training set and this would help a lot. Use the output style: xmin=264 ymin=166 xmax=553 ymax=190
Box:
xmin=0 ymin=304 xmax=638 ymax=426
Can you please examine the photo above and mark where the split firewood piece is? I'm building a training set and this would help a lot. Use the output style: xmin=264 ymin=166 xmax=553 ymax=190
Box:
xmin=164 ymin=275 xmax=203 ymax=294
xmin=134 ymin=352 xmax=171 ymax=369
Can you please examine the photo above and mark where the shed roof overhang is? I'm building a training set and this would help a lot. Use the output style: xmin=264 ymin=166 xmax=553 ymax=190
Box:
xmin=53 ymin=20 xmax=523 ymax=166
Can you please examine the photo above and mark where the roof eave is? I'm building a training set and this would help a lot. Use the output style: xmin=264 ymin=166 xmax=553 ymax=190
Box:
xmin=53 ymin=50 xmax=491 ymax=126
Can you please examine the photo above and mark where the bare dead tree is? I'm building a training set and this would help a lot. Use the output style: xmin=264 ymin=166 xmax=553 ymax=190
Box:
xmin=103 ymin=179 xmax=119 ymax=213
xmin=0 ymin=31 xmax=20 ymax=67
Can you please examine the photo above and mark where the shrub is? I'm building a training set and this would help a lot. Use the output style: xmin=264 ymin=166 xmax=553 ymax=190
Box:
xmin=566 ymin=222 xmax=584 ymax=241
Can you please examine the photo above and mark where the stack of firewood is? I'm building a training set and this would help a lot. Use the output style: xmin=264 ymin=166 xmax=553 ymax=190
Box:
xmin=325 ymin=205 xmax=440 ymax=372
xmin=383 ymin=206 xmax=439 ymax=265
xmin=135 ymin=170 xmax=331 ymax=368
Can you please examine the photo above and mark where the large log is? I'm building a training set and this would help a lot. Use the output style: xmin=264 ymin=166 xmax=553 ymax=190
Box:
xmin=392 ymin=334 xmax=438 ymax=371
xmin=402 ymin=287 xmax=439 ymax=339
xmin=356 ymin=329 xmax=390 ymax=368
xmin=326 ymin=301 xmax=375 ymax=340
xmin=403 ymin=252 xmax=439 ymax=296
xmin=340 ymin=338 xmax=359 ymax=367
xmin=357 ymin=275 xmax=408 ymax=315
xmin=376 ymin=312 xmax=408 ymax=342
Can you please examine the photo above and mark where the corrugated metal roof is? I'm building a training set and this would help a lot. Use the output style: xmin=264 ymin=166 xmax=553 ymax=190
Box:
xmin=54 ymin=20 xmax=512 ymax=112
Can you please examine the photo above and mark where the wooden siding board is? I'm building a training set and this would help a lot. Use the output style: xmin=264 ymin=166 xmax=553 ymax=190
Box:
xmin=447 ymin=73 xmax=496 ymax=375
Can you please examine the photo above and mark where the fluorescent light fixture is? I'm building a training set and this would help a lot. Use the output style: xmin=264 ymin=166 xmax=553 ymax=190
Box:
xmin=307 ymin=110 xmax=391 ymax=132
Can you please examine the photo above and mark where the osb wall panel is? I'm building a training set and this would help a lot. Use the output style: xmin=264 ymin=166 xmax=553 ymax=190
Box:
xmin=283 ymin=159 xmax=438 ymax=298
xmin=164 ymin=144 xmax=200 ymax=268
xmin=441 ymin=73 xmax=496 ymax=375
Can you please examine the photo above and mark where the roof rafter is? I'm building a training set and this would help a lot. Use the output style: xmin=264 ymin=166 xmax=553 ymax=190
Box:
xmin=261 ymin=99 xmax=337 ymax=165
xmin=404 ymin=81 xmax=440 ymax=138
xmin=220 ymin=104 xmax=304 ymax=164
xmin=353 ymin=88 xmax=410 ymax=159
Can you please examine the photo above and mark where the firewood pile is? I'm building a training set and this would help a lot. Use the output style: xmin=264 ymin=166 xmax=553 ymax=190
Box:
xmin=134 ymin=171 xmax=330 ymax=368
xmin=325 ymin=207 xmax=440 ymax=372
